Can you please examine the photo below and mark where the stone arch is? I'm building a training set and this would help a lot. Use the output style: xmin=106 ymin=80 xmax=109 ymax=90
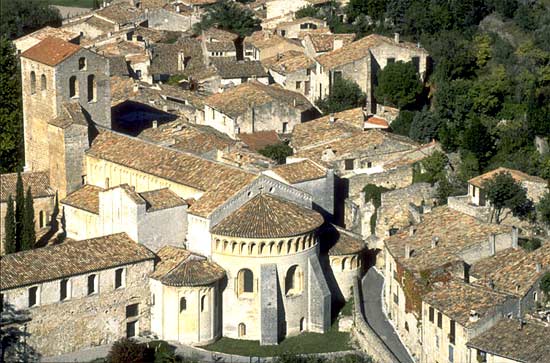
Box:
xmin=249 ymin=242 xmax=257 ymax=255
xmin=40 ymin=74 xmax=47 ymax=91
xmin=239 ymin=242 xmax=246 ymax=255
xmin=69 ymin=75 xmax=78 ymax=98
xmin=341 ymin=257 xmax=348 ymax=271
xmin=87 ymin=74 xmax=96 ymax=102
xmin=232 ymin=241 xmax=238 ymax=254
xmin=285 ymin=265 xmax=303 ymax=295
xmin=238 ymin=323 xmax=246 ymax=337
xmin=237 ymin=269 xmax=254 ymax=294
xmin=223 ymin=240 xmax=229 ymax=252
xmin=30 ymin=71 xmax=36 ymax=94
xmin=215 ymin=239 xmax=221 ymax=251
xmin=287 ymin=239 xmax=293 ymax=254
xmin=277 ymin=241 xmax=284 ymax=255
xmin=269 ymin=241 xmax=275 ymax=255
xmin=259 ymin=242 xmax=266 ymax=255
xmin=351 ymin=256 xmax=357 ymax=269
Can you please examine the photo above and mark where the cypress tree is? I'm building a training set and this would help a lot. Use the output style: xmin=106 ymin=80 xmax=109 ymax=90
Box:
xmin=22 ymin=187 xmax=36 ymax=251
xmin=14 ymin=172 xmax=25 ymax=251
xmin=4 ymin=195 xmax=16 ymax=254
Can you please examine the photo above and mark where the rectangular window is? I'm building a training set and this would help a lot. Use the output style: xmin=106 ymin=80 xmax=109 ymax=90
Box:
xmin=296 ymin=81 xmax=301 ymax=90
xmin=115 ymin=268 xmax=125 ymax=289
xmin=0 ymin=293 xmax=4 ymax=312
xmin=28 ymin=286 xmax=38 ymax=307
xmin=333 ymin=70 xmax=342 ymax=83
xmin=344 ymin=159 xmax=354 ymax=170
xmin=393 ymin=293 xmax=399 ymax=305
xmin=87 ymin=274 xmax=98 ymax=295
xmin=437 ymin=312 xmax=443 ymax=328
xmin=282 ymin=122 xmax=288 ymax=134
xmin=387 ymin=57 xmax=395 ymax=64
xmin=448 ymin=344 xmax=454 ymax=363
xmin=412 ymin=56 xmax=420 ymax=72
xmin=429 ymin=307 xmax=434 ymax=323
xmin=449 ymin=319 xmax=456 ymax=344
xmin=126 ymin=303 xmax=139 ymax=318
xmin=304 ymin=80 xmax=310 ymax=95
xmin=126 ymin=321 xmax=137 ymax=338
xmin=60 ymin=279 xmax=69 ymax=301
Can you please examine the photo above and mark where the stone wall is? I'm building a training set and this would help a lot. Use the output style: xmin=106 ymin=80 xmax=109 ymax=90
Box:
xmin=1 ymin=260 xmax=154 ymax=357
xmin=447 ymin=195 xmax=491 ymax=222
xmin=351 ymin=278 xmax=401 ymax=363
xmin=346 ymin=166 xmax=413 ymax=198
xmin=146 ymin=8 xmax=199 ymax=32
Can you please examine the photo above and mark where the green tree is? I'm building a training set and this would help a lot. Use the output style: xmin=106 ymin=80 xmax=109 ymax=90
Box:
xmin=258 ymin=142 xmax=293 ymax=164
xmin=21 ymin=187 xmax=35 ymax=251
xmin=408 ymin=109 xmax=443 ymax=143
xmin=457 ymin=151 xmax=480 ymax=183
xmin=0 ymin=39 xmax=23 ymax=172
xmin=316 ymin=78 xmax=365 ymax=114
xmin=460 ymin=117 xmax=493 ymax=167
xmin=0 ymin=0 xmax=61 ymax=39
xmin=413 ymin=151 xmax=448 ymax=184
xmin=194 ymin=0 xmax=260 ymax=37
xmin=541 ymin=272 xmax=550 ymax=300
xmin=4 ymin=195 xmax=16 ymax=254
xmin=389 ymin=110 xmax=414 ymax=136
xmin=483 ymin=171 xmax=531 ymax=224
xmin=15 ymin=172 xmax=25 ymax=252
xmin=374 ymin=61 xmax=422 ymax=109
xmin=347 ymin=0 xmax=387 ymax=21
xmin=537 ymin=192 xmax=550 ymax=231
xmin=295 ymin=5 xmax=322 ymax=19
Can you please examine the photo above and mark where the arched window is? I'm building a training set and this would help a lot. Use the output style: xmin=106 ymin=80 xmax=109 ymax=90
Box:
xmin=78 ymin=57 xmax=86 ymax=70
xmin=201 ymin=295 xmax=207 ymax=312
xmin=179 ymin=297 xmax=187 ymax=312
xmin=237 ymin=269 xmax=254 ymax=295
xmin=285 ymin=265 xmax=303 ymax=295
xmin=69 ymin=76 xmax=78 ymax=98
xmin=238 ymin=323 xmax=246 ymax=337
xmin=40 ymin=74 xmax=47 ymax=91
xmin=30 ymin=71 xmax=36 ymax=94
xmin=87 ymin=74 xmax=96 ymax=102
xmin=342 ymin=258 xmax=348 ymax=271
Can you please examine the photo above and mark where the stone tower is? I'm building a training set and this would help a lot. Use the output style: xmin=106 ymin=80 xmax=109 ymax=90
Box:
xmin=20 ymin=37 xmax=111 ymax=197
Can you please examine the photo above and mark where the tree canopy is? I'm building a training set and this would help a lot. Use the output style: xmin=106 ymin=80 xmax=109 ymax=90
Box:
xmin=258 ymin=142 xmax=293 ymax=165
xmin=482 ymin=171 xmax=532 ymax=224
xmin=194 ymin=0 xmax=261 ymax=37
xmin=0 ymin=0 xmax=61 ymax=39
xmin=317 ymin=78 xmax=365 ymax=114
xmin=374 ymin=61 xmax=423 ymax=109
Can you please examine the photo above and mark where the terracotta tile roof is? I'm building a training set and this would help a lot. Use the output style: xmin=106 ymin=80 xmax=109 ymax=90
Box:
xmin=306 ymin=33 xmax=355 ymax=53
xmin=321 ymin=224 xmax=366 ymax=256
xmin=291 ymin=108 xmax=365 ymax=150
xmin=0 ymin=233 xmax=155 ymax=290
xmin=139 ymin=188 xmax=187 ymax=211
xmin=245 ymin=31 xmax=303 ymax=51
xmin=15 ymin=26 xmax=79 ymax=44
xmin=385 ymin=206 xmax=510 ymax=272
xmin=468 ymin=167 xmax=548 ymax=188
xmin=423 ymin=279 xmax=512 ymax=328
xmin=150 ymin=246 xmax=225 ymax=286
xmin=469 ymin=247 xmax=527 ymax=280
xmin=61 ymin=184 xmax=103 ymax=214
xmin=316 ymin=34 xmax=424 ymax=69
xmin=21 ymin=37 xmax=81 ymax=67
xmin=271 ymin=159 xmax=326 ymax=184
xmin=86 ymin=131 xmax=256 ymax=217
xmin=204 ymin=81 xmax=313 ymax=119
xmin=138 ymin=120 xmax=235 ymax=155
xmin=48 ymin=102 xmax=88 ymax=129
xmin=467 ymin=319 xmax=550 ymax=363
xmin=262 ymin=50 xmax=314 ymax=75
xmin=211 ymin=58 xmax=268 ymax=79
xmin=0 ymin=172 xmax=54 ymax=202
xmin=473 ymin=242 xmax=550 ymax=297
xmin=211 ymin=193 xmax=323 ymax=238
xmin=237 ymin=131 xmax=280 ymax=152
xmin=180 ymin=0 xmax=218 ymax=5
xmin=77 ymin=15 xmax=116 ymax=33
xmin=365 ymin=115 xmax=389 ymax=128
xmin=95 ymin=2 xmax=144 ymax=24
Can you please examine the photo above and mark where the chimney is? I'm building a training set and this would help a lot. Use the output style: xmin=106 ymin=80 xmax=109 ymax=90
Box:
xmin=409 ymin=225 xmax=416 ymax=236
xmin=431 ymin=236 xmax=439 ymax=249
xmin=488 ymin=279 xmax=495 ymax=290
xmin=329 ymin=113 xmax=335 ymax=124
xmin=333 ymin=38 xmax=343 ymax=50
xmin=405 ymin=244 xmax=411 ymax=259
xmin=489 ymin=234 xmax=496 ymax=256
xmin=536 ymin=262 xmax=542 ymax=273
xmin=518 ymin=319 xmax=524 ymax=331
xmin=394 ymin=33 xmax=400 ymax=43
xmin=152 ymin=120 xmax=158 ymax=128
xmin=469 ymin=310 xmax=479 ymax=323
xmin=512 ymin=227 xmax=518 ymax=249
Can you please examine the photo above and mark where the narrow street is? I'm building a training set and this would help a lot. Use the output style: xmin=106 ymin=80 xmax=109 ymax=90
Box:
xmin=361 ymin=268 xmax=414 ymax=363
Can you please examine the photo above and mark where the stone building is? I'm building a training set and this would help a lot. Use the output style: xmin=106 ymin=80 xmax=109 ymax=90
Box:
xmin=302 ymin=32 xmax=355 ymax=58
xmin=0 ymin=233 xmax=156 ymax=357
xmin=312 ymin=33 xmax=429 ymax=113
xmin=466 ymin=319 xmax=550 ymax=363
xmin=261 ymin=50 xmax=315 ymax=99
xmin=61 ymin=184 xmax=188 ymax=252
xmin=13 ymin=26 xmax=80 ymax=54
xmin=275 ymin=17 xmax=328 ymax=39
xmin=199 ymin=28 xmax=239 ymax=58
xmin=20 ymin=37 xmax=111 ymax=197
xmin=203 ymin=81 xmax=318 ymax=139
xmin=244 ymin=31 xmax=305 ymax=61
xmin=0 ymin=172 xmax=56 ymax=253
xmin=265 ymin=0 xmax=331 ymax=21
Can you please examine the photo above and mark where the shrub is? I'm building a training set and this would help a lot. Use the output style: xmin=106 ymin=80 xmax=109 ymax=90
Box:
xmin=106 ymin=339 xmax=154 ymax=363
xmin=258 ymin=142 xmax=293 ymax=164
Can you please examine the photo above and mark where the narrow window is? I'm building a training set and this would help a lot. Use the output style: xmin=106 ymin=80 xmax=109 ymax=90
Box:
xmin=412 ymin=56 xmax=420 ymax=72
xmin=39 ymin=211 xmax=45 ymax=228
xmin=28 ymin=286 xmax=38 ymax=307
xmin=60 ymin=279 xmax=69 ymax=301
xmin=448 ymin=344 xmax=454 ymax=363
xmin=238 ymin=269 xmax=254 ymax=294
xmin=285 ymin=265 xmax=302 ymax=295
xmin=429 ymin=307 xmax=434 ymax=323
xmin=299 ymin=317 xmax=305 ymax=332
xmin=40 ymin=74 xmax=47 ymax=91
xmin=151 ymin=294 xmax=155 ymax=305
xmin=126 ymin=303 xmax=139 ymax=318
xmin=449 ymin=320 xmax=456 ymax=345
xmin=78 ymin=57 xmax=86 ymax=70
xmin=180 ymin=297 xmax=187 ymax=312
xmin=0 ymin=293 xmax=4 ymax=312
xmin=30 ymin=71 xmax=36 ymax=94
xmin=105 ymin=177 xmax=110 ymax=188
xmin=296 ymin=81 xmax=301 ymax=90
xmin=87 ymin=274 xmax=97 ymax=295
xmin=437 ymin=312 xmax=442 ymax=329
xmin=201 ymin=295 xmax=207 ymax=312
xmin=69 ymin=76 xmax=78 ymax=98
xmin=238 ymin=323 xmax=246 ymax=337
xmin=282 ymin=122 xmax=288 ymax=133
xmin=332 ymin=70 xmax=342 ymax=83
xmin=87 ymin=74 xmax=96 ymax=102
xmin=115 ymin=268 xmax=125 ymax=289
